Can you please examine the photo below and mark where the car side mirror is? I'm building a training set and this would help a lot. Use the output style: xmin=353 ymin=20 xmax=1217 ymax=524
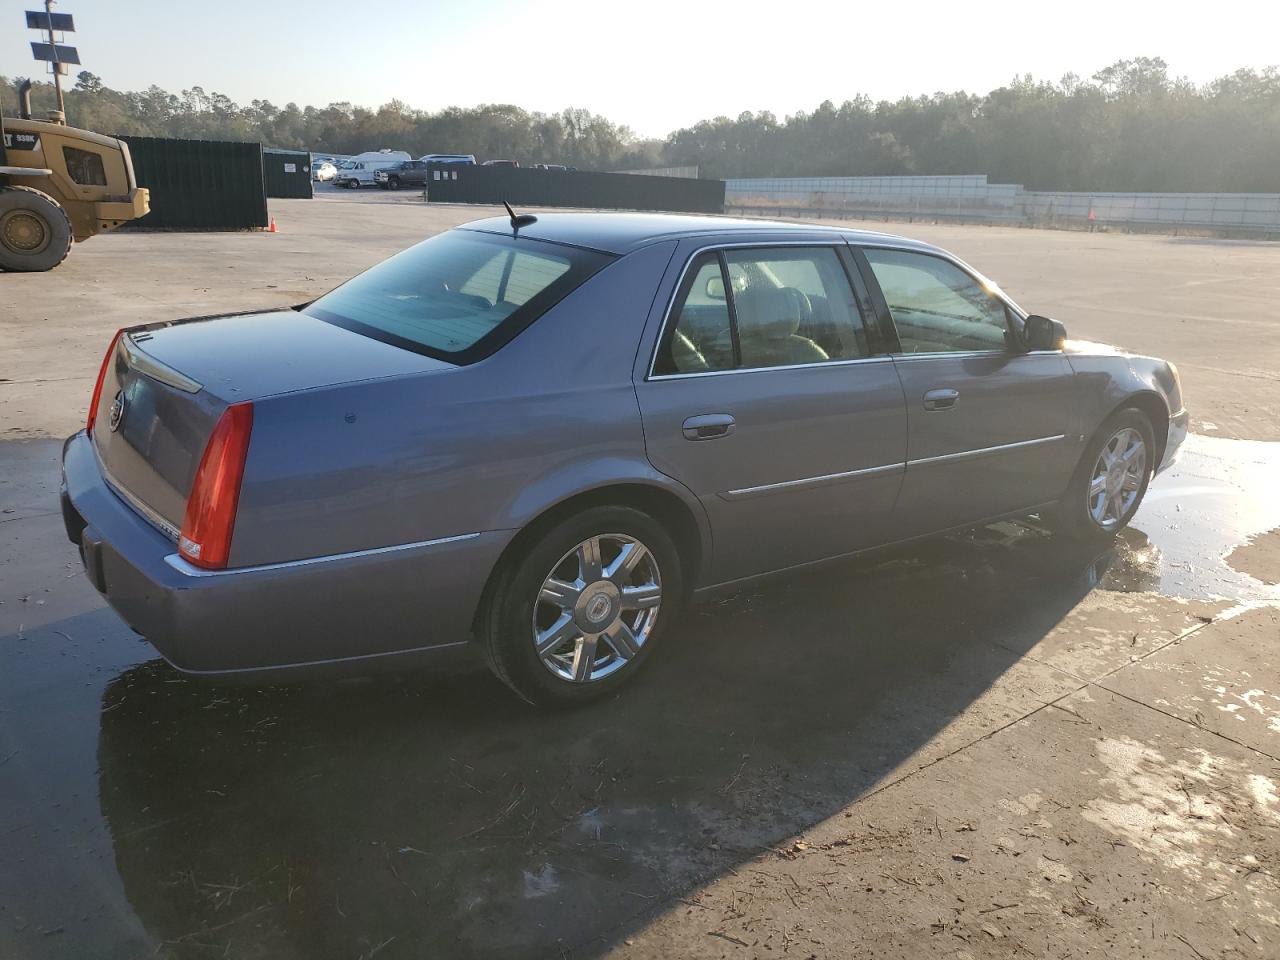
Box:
xmin=705 ymin=276 xmax=726 ymax=300
xmin=1024 ymin=314 xmax=1067 ymax=351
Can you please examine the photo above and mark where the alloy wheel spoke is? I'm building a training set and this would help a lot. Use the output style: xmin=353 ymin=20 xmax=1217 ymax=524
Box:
xmin=1122 ymin=473 xmax=1142 ymax=492
xmin=1109 ymin=492 xmax=1125 ymax=520
xmin=604 ymin=622 xmax=640 ymax=660
xmin=577 ymin=538 xmax=603 ymax=582
xmin=606 ymin=541 xmax=648 ymax=583
xmin=540 ymin=577 xmax=580 ymax=611
xmin=536 ymin=612 xmax=577 ymax=656
xmin=571 ymin=633 xmax=599 ymax=682
xmin=620 ymin=583 xmax=661 ymax=610
xmin=1090 ymin=474 xmax=1107 ymax=496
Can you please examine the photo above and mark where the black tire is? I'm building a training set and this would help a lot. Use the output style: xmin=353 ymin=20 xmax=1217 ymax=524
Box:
xmin=0 ymin=186 xmax=73 ymax=272
xmin=478 ymin=505 xmax=683 ymax=706
xmin=1048 ymin=408 xmax=1156 ymax=543
xmin=386 ymin=176 xmax=400 ymax=191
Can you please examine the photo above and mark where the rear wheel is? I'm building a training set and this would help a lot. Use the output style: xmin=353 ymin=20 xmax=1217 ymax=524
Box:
xmin=0 ymin=186 xmax=73 ymax=272
xmin=479 ymin=506 xmax=682 ymax=706
xmin=386 ymin=176 xmax=400 ymax=190
xmin=1050 ymin=409 xmax=1155 ymax=542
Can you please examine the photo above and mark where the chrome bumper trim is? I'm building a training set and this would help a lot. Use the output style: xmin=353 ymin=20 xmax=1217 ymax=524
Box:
xmin=163 ymin=532 xmax=482 ymax=578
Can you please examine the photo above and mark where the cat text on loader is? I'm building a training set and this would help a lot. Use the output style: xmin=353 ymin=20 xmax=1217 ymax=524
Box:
xmin=0 ymin=80 xmax=149 ymax=271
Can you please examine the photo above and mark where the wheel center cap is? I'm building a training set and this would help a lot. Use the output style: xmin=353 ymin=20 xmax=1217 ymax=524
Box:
xmin=575 ymin=581 xmax=620 ymax=630
xmin=586 ymin=595 xmax=613 ymax=623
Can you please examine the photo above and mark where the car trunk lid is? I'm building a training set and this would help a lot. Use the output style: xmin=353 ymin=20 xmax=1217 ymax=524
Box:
xmin=90 ymin=309 xmax=454 ymax=538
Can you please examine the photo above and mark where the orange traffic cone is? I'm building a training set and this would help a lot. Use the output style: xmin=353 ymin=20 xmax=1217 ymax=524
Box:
xmin=267 ymin=216 xmax=278 ymax=233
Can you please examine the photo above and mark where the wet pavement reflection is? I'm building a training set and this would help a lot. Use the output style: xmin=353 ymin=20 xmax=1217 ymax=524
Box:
xmin=1 ymin=435 xmax=1278 ymax=959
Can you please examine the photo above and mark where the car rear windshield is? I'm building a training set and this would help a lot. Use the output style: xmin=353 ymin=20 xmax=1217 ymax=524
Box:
xmin=303 ymin=230 xmax=614 ymax=363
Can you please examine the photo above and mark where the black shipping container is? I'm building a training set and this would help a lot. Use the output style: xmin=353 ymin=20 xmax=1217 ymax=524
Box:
xmin=118 ymin=136 xmax=269 ymax=230
xmin=263 ymin=149 xmax=313 ymax=199
xmin=427 ymin=166 xmax=724 ymax=214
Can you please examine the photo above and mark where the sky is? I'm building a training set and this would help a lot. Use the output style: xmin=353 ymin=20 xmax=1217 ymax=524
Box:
xmin=4 ymin=0 xmax=1279 ymax=138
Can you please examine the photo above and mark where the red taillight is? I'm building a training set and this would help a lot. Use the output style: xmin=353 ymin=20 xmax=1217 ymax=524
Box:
xmin=179 ymin=403 xmax=254 ymax=570
xmin=86 ymin=329 xmax=125 ymax=433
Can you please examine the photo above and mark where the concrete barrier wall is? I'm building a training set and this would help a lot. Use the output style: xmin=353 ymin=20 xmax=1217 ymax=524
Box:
xmin=615 ymin=165 xmax=700 ymax=179
xmin=725 ymin=175 xmax=1280 ymax=233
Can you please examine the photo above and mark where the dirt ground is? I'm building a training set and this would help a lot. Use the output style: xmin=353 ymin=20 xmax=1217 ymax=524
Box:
xmin=1 ymin=194 xmax=1279 ymax=959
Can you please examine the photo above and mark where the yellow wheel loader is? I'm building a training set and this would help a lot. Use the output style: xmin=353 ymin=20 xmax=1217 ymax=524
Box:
xmin=1 ymin=80 xmax=149 ymax=271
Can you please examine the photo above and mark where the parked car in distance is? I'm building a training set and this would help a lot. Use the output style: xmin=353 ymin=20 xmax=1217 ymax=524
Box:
xmin=336 ymin=150 xmax=413 ymax=188
xmin=374 ymin=159 xmax=428 ymax=190
xmin=531 ymin=163 xmax=568 ymax=171
xmin=62 ymin=214 xmax=1187 ymax=705
xmin=482 ymin=158 xmax=519 ymax=167
xmin=419 ymin=153 xmax=476 ymax=165
xmin=313 ymin=161 xmax=337 ymax=182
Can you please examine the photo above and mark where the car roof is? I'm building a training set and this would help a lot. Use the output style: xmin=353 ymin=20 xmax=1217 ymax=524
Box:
xmin=458 ymin=211 xmax=943 ymax=256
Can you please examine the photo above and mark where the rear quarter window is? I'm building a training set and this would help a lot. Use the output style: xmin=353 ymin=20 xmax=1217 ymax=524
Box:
xmin=303 ymin=230 xmax=614 ymax=364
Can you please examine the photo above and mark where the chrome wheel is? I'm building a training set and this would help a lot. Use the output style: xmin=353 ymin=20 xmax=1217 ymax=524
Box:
xmin=532 ymin=533 xmax=662 ymax=683
xmin=1088 ymin=427 xmax=1147 ymax=530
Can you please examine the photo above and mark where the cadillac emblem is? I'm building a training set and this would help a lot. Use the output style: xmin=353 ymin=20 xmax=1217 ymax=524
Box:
xmin=107 ymin=389 xmax=127 ymax=432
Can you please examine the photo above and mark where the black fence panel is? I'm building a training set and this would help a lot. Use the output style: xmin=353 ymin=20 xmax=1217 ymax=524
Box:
xmin=118 ymin=136 xmax=268 ymax=230
xmin=427 ymin=167 xmax=725 ymax=214
xmin=263 ymin=149 xmax=313 ymax=199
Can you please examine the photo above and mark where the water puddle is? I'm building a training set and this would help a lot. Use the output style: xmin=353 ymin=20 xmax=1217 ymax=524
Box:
xmin=1097 ymin=434 xmax=1280 ymax=603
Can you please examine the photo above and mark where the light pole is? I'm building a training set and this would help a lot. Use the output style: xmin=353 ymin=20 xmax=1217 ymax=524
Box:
xmin=24 ymin=1 xmax=78 ymax=123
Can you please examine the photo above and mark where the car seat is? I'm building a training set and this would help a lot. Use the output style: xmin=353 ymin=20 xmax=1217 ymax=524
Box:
xmin=734 ymin=287 xmax=829 ymax=367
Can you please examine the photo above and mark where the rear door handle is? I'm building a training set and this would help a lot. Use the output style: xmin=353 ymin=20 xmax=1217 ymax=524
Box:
xmin=682 ymin=413 xmax=736 ymax=440
xmin=923 ymin=388 xmax=959 ymax=411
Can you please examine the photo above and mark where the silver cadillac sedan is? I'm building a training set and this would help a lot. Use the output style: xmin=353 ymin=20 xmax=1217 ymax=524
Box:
xmin=61 ymin=213 xmax=1187 ymax=704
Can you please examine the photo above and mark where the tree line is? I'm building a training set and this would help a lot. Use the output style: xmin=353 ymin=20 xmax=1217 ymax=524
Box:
xmin=4 ymin=57 xmax=1279 ymax=192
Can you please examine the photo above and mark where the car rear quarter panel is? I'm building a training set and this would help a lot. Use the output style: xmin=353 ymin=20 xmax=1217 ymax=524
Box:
xmin=227 ymin=240 xmax=698 ymax=567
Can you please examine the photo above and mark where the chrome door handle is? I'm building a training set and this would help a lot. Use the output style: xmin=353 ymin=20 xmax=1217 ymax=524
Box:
xmin=923 ymin=388 xmax=960 ymax=411
xmin=682 ymin=413 xmax=736 ymax=440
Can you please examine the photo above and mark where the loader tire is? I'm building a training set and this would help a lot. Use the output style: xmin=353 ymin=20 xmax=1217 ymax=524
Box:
xmin=0 ymin=185 xmax=73 ymax=272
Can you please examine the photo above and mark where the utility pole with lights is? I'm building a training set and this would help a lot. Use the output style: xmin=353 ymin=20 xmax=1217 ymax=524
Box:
xmin=25 ymin=1 xmax=79 ymax=123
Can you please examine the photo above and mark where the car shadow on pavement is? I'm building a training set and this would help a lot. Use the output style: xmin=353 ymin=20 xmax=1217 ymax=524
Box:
xmin=93 ymin=523 xmax=1127 ymax=959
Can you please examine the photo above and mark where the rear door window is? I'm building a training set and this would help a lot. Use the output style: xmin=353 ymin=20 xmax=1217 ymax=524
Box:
xmin=725 ymin=248 xmax=868 ymax=369
xmin=655 ymin=253 xmax=735 ymax=373
xmin=653 ymin=246 xmax=869 ymax=375
xmin=304 ymin=230 xmax=613 ymax=363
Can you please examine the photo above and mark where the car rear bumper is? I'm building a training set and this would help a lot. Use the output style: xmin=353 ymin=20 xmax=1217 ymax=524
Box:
xmin=61 ymin=431 xmax=510 ymax=676
xmin=1158 ymin=408 xmax=1190 ymax=474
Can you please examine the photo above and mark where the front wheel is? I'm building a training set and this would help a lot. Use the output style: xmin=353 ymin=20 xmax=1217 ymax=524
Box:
xmin=1050 ymin=408 xmax=1155 ymax=542
xmin=478 ymin=506 xmax=683 ymax=706
xmin=386 ymin=176 xmax=400 ymax=190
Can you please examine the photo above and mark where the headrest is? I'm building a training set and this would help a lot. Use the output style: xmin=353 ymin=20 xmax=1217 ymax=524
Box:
xmin=735 ymin=287 xmax=803 ymax=339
